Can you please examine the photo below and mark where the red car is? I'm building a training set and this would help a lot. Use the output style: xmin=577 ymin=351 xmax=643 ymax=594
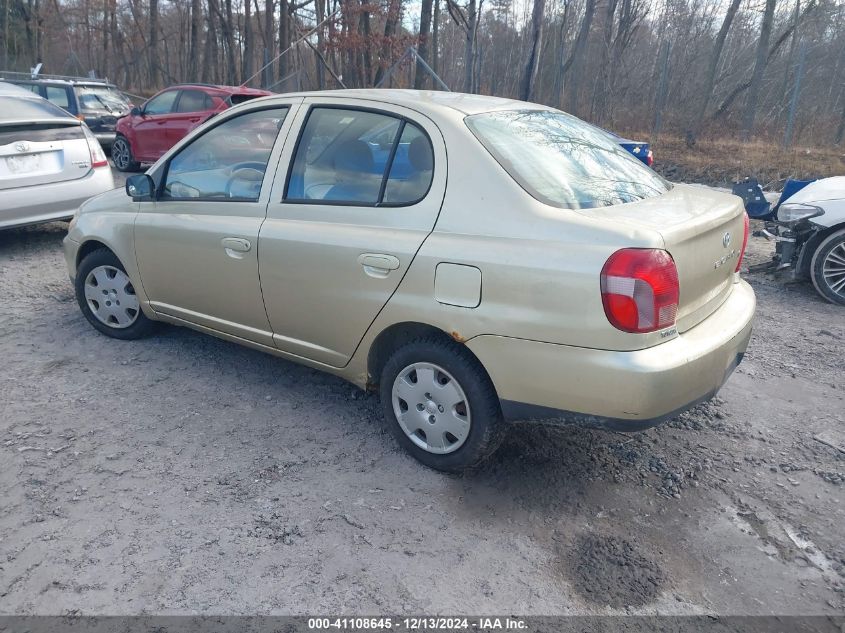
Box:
xmin=111 ymin=84 xmax=271 ymax=171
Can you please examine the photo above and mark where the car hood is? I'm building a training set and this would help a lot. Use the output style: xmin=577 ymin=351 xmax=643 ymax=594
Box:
xmin=783 ymin=176 xmax=845 ymax=204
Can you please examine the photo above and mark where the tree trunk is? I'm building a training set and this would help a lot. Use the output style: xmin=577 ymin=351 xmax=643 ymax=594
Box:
xmin=264 ymin=0 xmax=274 ymax=86
xmin=188 ymin=0 xmax=202 ymax=80
xmin=687 ymin=0 xmax=741 ymax=138
xmin=149 ymin=0 xmax=159 ymax=87
xmin=519 ymin=0 xmax=545 ymax=101
xmin=315 ymin=0 xmax=326 ymax=88
xmin=565 ymin=0 xmax=596 ymax=115
xmin=742 ymin=0 xmax=776 ymax=141
xmin=243 ymin=0 xmax=252 ymax=83
xmin=432 ymin=0 xmax=440 ymax=79
xmin=414 ymin=0 xmax=434 ymax=89
xmin=278 ymin=0 xmax=290 ymax=85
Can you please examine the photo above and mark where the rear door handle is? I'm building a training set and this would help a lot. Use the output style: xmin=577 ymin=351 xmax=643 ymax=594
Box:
xmin=222 ymin=237 xmax=251 ymax=258
xmin=358 ymin=253 xmax=400 ymax=278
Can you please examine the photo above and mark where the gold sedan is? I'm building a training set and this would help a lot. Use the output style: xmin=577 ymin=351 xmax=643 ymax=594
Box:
xmin=64 ymin=90 xmax=755 ymax=472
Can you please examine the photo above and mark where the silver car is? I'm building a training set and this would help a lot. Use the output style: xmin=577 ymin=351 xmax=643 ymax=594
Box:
xmin=0 ymin=82 xmax=114 ymax=230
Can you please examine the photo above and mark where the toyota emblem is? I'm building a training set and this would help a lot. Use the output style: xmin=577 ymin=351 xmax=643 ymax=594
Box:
xmin=14 ymin=141 xmax=30 ymax=152
xmin=722 ymin=232 xmax=732 ymax=248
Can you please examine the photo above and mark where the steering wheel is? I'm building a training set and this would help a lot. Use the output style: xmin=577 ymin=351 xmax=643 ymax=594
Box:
xmin=224 ymin=162 xmax=267 ymax=198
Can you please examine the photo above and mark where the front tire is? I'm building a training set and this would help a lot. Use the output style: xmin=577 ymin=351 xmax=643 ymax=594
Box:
xmin=75 ymin=249 xmax=155 ymax=339
xmin=810 ymin=228 xmax=845 ymax=306
xmin=379 ymin=337 xmax=505 ymax=472
xmin=111 ymin=135 xmax=140 ymax=172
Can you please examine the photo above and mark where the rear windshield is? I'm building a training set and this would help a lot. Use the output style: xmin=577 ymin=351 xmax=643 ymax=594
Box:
xmin=227 ymin=94 xmax=262 ymax=106
xmin=0 ymin=96 xmax=76 ymax=122
xmin=75 ymin=85 xmax=130 ymax=112
xmin=465 ymin=109 xmax=670 ymax=209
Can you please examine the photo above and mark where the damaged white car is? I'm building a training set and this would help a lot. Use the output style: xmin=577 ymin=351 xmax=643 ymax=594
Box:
xmin=759 ymin=177 xmax=845 ymax=306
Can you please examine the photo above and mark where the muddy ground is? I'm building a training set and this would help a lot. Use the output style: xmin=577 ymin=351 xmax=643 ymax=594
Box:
xmin=0 ymin=215 xmax=844 ymax=616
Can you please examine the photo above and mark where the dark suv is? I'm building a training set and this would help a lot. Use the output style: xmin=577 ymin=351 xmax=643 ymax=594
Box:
xmin=111 ymin=83 xmax=272 ymax=172
xmin=2 ymin=78 xmax=132 ymax=150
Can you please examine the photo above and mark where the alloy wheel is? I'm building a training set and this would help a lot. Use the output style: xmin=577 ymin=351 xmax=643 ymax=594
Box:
xmin=112 ymin=139 xmax=130 ymax=170
xmin=821 ymin=240 xmax=845 ymax=300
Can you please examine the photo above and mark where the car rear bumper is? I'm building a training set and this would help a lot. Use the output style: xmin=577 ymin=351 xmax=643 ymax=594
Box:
xmin=0 ymin=167 xmax=115 ymax=230
xmin=466 ymin=279 xmax=756 ymax=430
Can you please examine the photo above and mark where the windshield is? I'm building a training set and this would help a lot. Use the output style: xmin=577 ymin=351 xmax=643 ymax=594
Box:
xmin=465 ymin=109 xmax=670 ymax=209
xmin=75 ymin=86 xmax=130 ymax=113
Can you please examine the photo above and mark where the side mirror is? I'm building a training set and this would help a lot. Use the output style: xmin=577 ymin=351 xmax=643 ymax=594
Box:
xmin=126 ymin=174 xmax=155 ymax=201
xmin=130 ymin=106 xmax=142 ymax=116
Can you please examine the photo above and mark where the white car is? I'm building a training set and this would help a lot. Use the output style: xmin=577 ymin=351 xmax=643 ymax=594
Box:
xmin=775 ymin=177 xmax=845 ymax=305
xmin=0 ymin=82 xmax=114 ymax=230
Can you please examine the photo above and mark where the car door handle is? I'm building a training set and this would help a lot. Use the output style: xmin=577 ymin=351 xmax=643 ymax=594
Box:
xmin=222 ymin=237 xmax=251 ymax=258
xmin=358 ymin=253 xmax=400 ymax=278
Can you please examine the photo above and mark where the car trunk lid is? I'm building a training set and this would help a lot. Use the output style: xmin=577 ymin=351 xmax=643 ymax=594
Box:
xmin=581 ymin=184 xmax=746 ymax=333
xmin=0 ymin=121 xmax=91 ymax=190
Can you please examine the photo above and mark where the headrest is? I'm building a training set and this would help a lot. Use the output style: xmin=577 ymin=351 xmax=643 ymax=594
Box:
xmin=409 ymin=136 xmax=433 ymax=171
xmin=334 ymin=140 xmax=373 ymax=172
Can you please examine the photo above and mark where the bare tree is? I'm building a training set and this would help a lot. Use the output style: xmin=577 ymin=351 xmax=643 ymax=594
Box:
xmin=519 ymin=0 xmax=545 ymax=100
xmin=414 ymin=0 xmax=434 ymax=88
xmin=742 ymin=0 xmax=776 ymax=140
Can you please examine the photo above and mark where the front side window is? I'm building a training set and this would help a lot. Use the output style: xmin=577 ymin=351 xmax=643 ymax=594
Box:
xmin=465 ymin=110 xmax=670 ymax=209
xmin=285 ymin=107 xmax=434 ymax=206
xmin=162 ymin=107 xmax=287 ymax=201
xmin=144 ymin=90 xmax=178 ymax=115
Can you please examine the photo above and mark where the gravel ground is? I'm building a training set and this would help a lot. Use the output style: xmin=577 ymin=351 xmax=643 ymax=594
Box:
xmin=0 ymin=210 xmax=844 ymax=616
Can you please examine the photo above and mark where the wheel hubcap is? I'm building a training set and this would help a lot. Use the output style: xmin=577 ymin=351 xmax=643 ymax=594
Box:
xmin=84 ymin=265 xmax=140 ymax=329
xmin=822 ymin=242 xmax=845 ymax=298
xmin=392 ymin=362 xmax=471 ymax=455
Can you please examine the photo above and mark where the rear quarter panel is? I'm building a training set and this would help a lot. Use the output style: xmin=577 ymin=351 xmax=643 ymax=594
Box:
xmin=347 ymin=111 xmax=670 ymax=385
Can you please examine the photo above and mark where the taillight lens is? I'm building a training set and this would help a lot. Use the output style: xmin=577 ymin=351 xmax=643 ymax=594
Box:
xmin=646 ymin=149 xmax=654 ymax=167
xmin=735 ymin=212 xmax=750 ymax=273
xmin=82 ymin=125 xmax=109 ymax=168
xmin=600 ymin=248 xmax=679 ymax=333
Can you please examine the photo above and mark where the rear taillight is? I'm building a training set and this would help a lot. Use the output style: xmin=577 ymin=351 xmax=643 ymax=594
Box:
xmin=82 ymin=125 xmax=108 ymax=168
xmin=600 ymin=248 xmax=679 ymax=334
xmin=646 ymin=149 xmax=654 ymax=167
xmin=735 ymin=212 xmax=750 ymax=273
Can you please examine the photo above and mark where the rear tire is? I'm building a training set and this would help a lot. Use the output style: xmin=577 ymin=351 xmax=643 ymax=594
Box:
xmin=111 ymin=135 xmax=140 ymax=172
xmin=810 ymin=228 xmax=845 ymax=306
xmin=379 ymin=337 xmax=505 ymax=472
xmin=75 ymin=248 xmax=156 ymax=340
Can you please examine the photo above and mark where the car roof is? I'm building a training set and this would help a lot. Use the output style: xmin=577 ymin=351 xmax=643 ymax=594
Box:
xmin=260 ymin=89 xmax=549 ymax=116
xmin=2 ymin=77 xmax=118 ymax=88
xmin=166 ymin=83 xmax=272 ymax=95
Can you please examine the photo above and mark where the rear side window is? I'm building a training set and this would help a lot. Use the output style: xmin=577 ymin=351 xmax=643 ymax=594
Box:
xmin=144 ymin=90 xmax=178 ymax=115
xmin=162 ymin=107 xmax=287 ymax=201
xmin=45 ymin=86 xmax=70 ymax=109
xmin=176 ymin=90 xmax=213 ymax=113
xmin=465 ymin=110 xmax=670 ymax=209
xmin=285 ymin=107 xmax=433 ymax=206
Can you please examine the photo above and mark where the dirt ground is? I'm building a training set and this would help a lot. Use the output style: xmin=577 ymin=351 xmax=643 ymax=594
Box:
xmin=1 ymin=213 xmax=844 ymax=616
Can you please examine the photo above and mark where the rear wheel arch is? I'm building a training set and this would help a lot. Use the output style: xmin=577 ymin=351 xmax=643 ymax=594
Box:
xmin=366 ymin=322 xmax=490 ymax=391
